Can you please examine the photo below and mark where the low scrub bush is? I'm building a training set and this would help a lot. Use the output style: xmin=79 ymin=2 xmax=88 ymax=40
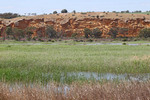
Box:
xmin=107 ymin=27 xmax=119 ymax=38
xmin=87 ymin=39 xmax=93 ymax=42
xmin=122 ymin=38 xmax=128 ymax=42
xmin=45 ymin=26 xmax=57 ymax=38
xmin=71 ymin=33 xmax=78 ymax=38
xmin=122 ymin=42 xmax=127 ymax=45
xmin=84 ymin=28 xmax=92 ymax=38
xmin=139 ymin=28 xmax=150 ymax=38
xmin=93 ymin=28 xmax=102 ymax=38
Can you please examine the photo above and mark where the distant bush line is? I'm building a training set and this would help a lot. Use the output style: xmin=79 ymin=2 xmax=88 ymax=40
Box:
xmin=0 ymin=13 xmax=21 ymax=19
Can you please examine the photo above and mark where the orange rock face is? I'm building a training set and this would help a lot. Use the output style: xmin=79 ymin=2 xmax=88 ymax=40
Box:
xmin=0 ymin=12 xmax=150 ymax=38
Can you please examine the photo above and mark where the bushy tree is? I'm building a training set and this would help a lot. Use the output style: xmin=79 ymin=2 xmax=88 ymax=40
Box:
xmin=37 ymin=30 xmax=43 ymax=38
xmin=84 ymin=28 xmax=92 ymax=38
xmin=12 ymin=28 xmax=24 ymax=40
xmin=5 ymin=27 xmax=13 ymax=38
xmin=57 ymin=30 xmax=63 ymax=38
xmin=53 ymin=11 xmax=57 ymax=14
xmin=107 ymin=27 xmax=119 ymax=38
xmin=92 ymin=28 xmax=102 ymax=38
xmin=126 ymin=10 xmax=130 ymax=13
xmin=119 ymin=28 xmax=128 ymax=37
xmin=45 ymin=26 xmax=57 ymax=38
xmin=61 ymin=9 xmax=68 ymax=13
xmin=24 ymin=27 xmax=36 ymax=40
xmin=139 ymin=28 xmax=150 ymax=38
xmin=71 ymin=33 xmax=78 ymax=38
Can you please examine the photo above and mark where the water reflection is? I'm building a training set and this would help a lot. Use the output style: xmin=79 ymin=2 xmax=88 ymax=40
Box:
xmin=63 ymin=72 xmax=150 ymax=81
xmin=6 ymin=72 xmax=150 ymax=94
xmin=41 ymin=72 xmax=150 ymax=82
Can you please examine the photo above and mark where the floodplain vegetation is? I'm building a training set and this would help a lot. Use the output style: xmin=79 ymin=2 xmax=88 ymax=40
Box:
xmin=0 ymin=40 xmax=150 ymax=100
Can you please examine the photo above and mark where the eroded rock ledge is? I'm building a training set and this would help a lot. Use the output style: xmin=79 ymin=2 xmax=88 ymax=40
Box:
xmin=0 ymin=12 xmax=150 ymax=37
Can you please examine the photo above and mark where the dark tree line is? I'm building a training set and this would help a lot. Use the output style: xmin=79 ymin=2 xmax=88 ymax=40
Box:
xmin=3 ymin=26 xmax=63 ymax=41
xmin=0 ymin=13 xmax=21 ymax=19
xmin=5 ymin=26 xmax=35 ymax=41
xmin=2 ymin=26 xmax=150 ymax=41
xmin=83 ymin=27 xmax=129 ymax=39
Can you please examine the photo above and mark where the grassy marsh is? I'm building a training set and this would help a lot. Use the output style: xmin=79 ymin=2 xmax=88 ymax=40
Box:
xmin=0 ymin=41 xmax=150 ymax=83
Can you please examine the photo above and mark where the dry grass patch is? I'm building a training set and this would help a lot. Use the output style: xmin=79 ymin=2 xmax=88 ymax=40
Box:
xmin=131 ymin=55 xmax=150 ymax=61
xmin=0 ymin=82 xmax=150 ymax=100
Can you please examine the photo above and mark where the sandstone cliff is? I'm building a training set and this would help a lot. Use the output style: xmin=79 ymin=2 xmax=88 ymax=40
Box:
xmin=0 ymin=12 xmax=150 ymax=38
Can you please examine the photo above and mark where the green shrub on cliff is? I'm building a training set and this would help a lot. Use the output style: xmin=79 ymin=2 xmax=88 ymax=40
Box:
xmin=5 ymin=27 xmax=13 ymax=38
xmin=37 ymin=30 xmax=43 ymax=38
xmin=45 ymin=26 xmax=57 ymax=38
xmin=139 ymin=28 xmax=150 ymax=38
xmin=84 ymin=28 xmax=92 ymax=38
xmin=119 ymin=28 xmax=128 ymax=37
xmin=84 ymin=28 xmax=102 ymax=38
xmin=24 ymin=27 xmax=36 ymax=40
xmin=107 ymin=27 xmax=119 ymax=38
xmin=71 ymin=33 xmax=78 ymax=38
xmin=12 ymin=28 xmax=24 ymax=41
xmin=92 ymin=28 xmax=102 ymax=38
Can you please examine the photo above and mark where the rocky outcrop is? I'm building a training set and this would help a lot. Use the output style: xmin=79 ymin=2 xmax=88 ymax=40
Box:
xmin=0 ymin=12 xmax=150 ymax=38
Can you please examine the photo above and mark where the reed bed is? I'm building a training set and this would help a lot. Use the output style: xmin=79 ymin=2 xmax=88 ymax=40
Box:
xmin=0 ymin=82 xmax=150 ymax=100
xmin=0 ymin=43 xmax=150 ymax=83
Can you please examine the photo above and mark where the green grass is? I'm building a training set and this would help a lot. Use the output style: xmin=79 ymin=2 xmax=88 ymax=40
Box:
xmin=0 ymin=41 xmax=150 ymax=83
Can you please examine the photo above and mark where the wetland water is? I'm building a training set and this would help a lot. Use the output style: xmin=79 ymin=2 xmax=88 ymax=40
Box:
xmin=42 ymin=72 xmax=150 ymax=82
xmin=66 ymin=72 xmax=150 ymax=81
xmin=8 ymin=72 xmax=150 ymax=94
